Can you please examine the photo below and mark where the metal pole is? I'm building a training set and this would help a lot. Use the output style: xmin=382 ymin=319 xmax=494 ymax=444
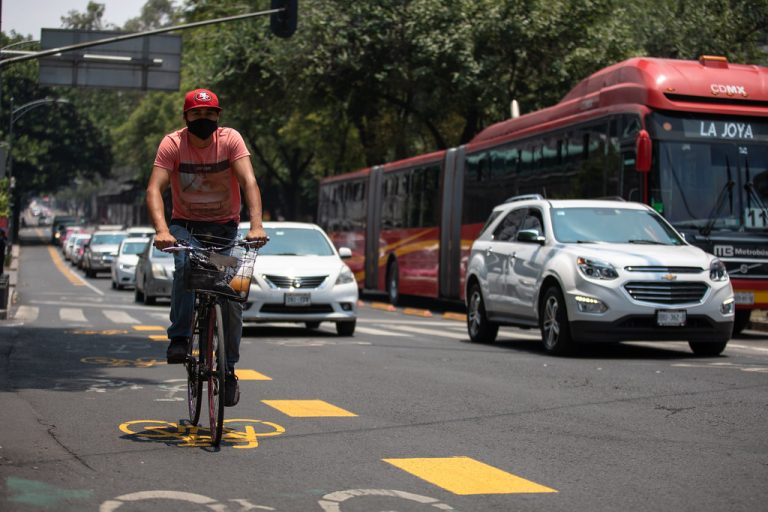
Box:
xmin=0 ymin=8 xmax=283 ymax=68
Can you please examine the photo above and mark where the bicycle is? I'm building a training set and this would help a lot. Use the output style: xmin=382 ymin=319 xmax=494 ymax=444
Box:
xmin=165 ymin=235 xmax=262 ymax=446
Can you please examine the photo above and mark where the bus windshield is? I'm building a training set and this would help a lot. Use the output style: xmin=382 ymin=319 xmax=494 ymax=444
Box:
xmin=657 ymin=141 xmax=768 ymax=232
xmin=649 ymin=113 xmax=768 ymax=233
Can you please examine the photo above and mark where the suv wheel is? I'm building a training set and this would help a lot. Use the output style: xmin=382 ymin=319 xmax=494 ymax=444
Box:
xmin=689 ymin=341 xmax=728 ymax=356
xmin=467 ymin=283 xmax=498 ymax=343
xmin=540 ymin=286 xmax=574 ymax=355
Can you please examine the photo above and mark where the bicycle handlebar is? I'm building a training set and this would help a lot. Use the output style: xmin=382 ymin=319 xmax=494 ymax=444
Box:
xmin=161 ymin=237 xmax=269 ymax=253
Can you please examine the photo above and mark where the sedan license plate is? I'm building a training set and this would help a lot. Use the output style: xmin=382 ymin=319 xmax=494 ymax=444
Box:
xmin=657 ymin=309 xmax=686 ymax=327
xmin=284 ymin=293 xmax=311 ymax=307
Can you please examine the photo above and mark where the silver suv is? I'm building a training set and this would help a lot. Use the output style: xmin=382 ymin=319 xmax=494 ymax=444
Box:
xmin=465 ymin=195 xmax=735 ymax=356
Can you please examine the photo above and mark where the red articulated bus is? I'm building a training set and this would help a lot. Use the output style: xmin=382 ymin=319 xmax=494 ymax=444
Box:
xmin=318 ymin=56 xmax=768 ymax=332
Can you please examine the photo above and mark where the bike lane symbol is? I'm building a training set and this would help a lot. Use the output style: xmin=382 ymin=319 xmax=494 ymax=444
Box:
xmin=100 ymin=491 xmax=276 ymax=511
xmin=119 ymin=419 xmax=285 ymax=449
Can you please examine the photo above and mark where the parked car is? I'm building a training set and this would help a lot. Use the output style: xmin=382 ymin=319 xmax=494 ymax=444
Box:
xmin=65 ymin=232 xmax=91 ymax=262
xmin=50 ymin=215 xmax=78 ymax=245
xmin=238 ymin=221 xmax=358 ymax=335
xmin=72 ymin=234 xmax=92 ymax=268
xmin=82 ymin=230 xmax=128 ymax=277
xmin=111 ymin=237 xmax=150 ymax=289
xmin=134 ymin=236 xmax=175 ymax=305
xmin=125 ymin=226 xmax=155 ymax=238
xmin=465 ymin=195 xmax=734 ymax=356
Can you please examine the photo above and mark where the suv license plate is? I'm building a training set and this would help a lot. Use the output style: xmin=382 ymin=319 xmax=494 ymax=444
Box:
xmin=734 ymin=292 xmax=754 ymax=305
xmin=657 ymin=310 xmax=686 ymax=326
xmin=284 ymin=293 xmax=311 ymax=307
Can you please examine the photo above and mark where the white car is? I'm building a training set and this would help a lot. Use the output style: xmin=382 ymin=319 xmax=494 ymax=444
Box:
xmin=111 ymin=237 xmax=150 ymax=289
xmin=239 ymin=221 xmax=358 ymax=335
xmin=465 ymin=195 xmax=735 ymax=356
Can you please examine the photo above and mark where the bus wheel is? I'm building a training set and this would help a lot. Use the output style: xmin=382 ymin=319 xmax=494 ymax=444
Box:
xmin=732 ymin=310 xmax=751 ymax=335
xmin=387 ymin=260 xmax=400 ymax=306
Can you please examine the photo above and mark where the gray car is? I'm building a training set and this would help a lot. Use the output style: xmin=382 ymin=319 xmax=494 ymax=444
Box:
xmin=134 ymin=236 xmax=175 ymax=305
xmin=82 ymin=231 xmax=128 ymax=277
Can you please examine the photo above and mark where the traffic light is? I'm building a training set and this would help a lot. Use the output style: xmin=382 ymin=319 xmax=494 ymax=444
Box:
xmin=270 ymin=0 xmax=298 ymax=38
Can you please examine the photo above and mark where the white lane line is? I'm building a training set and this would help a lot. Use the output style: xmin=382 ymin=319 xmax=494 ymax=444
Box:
xmin=103 ymin=310 xmax=140 ymax=324
xmin=60 ymin=308 xmax=88 ymax=323
xmin=14 ymin=305 xmax=39 ymax=323
xmin=354 ymin=326 xmax=408 ymax=337
xmin=30 ymin=300 xmax=168 ymax=312
xmin=727 ymin=344 xmax=768 ymax=354
xmin=386 ymin=324 xmax=469 ymax=340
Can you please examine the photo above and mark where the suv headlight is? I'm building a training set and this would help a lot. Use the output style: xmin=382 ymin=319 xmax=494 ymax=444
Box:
xmin=710 ymin=258 xmax=729 ymax=282
xmin=335 ymin=265 xmax=355 ymax=285
xmin=576 ymin=256 xmax=618 ymax=280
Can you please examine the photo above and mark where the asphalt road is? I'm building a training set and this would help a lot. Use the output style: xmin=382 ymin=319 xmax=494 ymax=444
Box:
xmin=1 ymin=228 xmax=767 ymax=512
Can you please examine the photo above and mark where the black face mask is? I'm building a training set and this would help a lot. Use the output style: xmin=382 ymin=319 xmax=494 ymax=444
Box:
xmin=186 ymin=118 xmax=218 ymax=139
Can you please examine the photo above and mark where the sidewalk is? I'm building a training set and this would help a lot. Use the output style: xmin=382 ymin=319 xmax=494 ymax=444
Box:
xmin=0 ymin=244 xmax=19 ymax=320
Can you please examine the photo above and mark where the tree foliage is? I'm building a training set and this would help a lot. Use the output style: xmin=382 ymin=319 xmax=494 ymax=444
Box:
xmin=2 ymin=0 xmax=766 ymax=221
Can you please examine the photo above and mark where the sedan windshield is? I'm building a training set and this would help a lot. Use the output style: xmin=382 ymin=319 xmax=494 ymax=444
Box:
xmin=122 ymin=242 xmax=148 ymax=255
xmin=551 ymin=207 xmax=684 ymax=245
xmin=91 ymin=234 xmax=126 ymax=245
xmin=259 ymin=228 xmax=334 ymax=256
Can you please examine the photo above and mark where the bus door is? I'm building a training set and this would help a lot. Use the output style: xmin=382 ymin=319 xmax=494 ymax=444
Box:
xmin=439 ymin=147 xmax=465 ymax=300
xmin=365 ymin=165 xmax=384 ymax=290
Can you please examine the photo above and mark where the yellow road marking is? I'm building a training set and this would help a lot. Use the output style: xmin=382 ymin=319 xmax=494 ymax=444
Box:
xmin=132 ymin=325 xmax=166 ymax=331
xmin=443 ymin=312 xmax=466 ymax=322
xmin=383 ymin=457 xmax=557 ymax=495
xmin=371 ymin=302 xmax=396 ymax=312
xmin=262 ymin=400 xmax=357 ymax=417
xmin=235 ymin=369 xmax=272 ymax=381
xmin=148 ymin=335 xmax=168 ymax=341
xmin=403 ymin=308 xmax=432 ymax=317
xmin=47 ymin=246 xmax=84 ymax=286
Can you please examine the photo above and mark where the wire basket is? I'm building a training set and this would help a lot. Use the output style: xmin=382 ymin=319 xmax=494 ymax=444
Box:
xmin=184 ymin=246 xmax=257 ymax=302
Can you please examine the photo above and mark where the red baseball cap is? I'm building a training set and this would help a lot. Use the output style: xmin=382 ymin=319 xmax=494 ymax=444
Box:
xmin=183 ymin=88 xmax=222 ymax=112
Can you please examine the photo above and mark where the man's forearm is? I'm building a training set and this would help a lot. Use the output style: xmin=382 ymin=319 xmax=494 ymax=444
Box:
xmin=146 ymin=188 xmax=170 ymax=234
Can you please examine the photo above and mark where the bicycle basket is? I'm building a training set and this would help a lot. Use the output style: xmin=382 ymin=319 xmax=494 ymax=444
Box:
xmin=184 ymin=247 xmax=257 ymax=302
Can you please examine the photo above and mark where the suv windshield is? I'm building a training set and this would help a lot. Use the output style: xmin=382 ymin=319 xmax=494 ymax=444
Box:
xmin=259 ymin=227 xmax=334 ymax=256
xmin=551 ymin=207 xmax=684 ymax=245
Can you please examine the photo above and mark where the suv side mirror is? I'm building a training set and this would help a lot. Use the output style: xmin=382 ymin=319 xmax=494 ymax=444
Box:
xmin=338 ymin=247 xmax=352 ymax=259
xmin=517 ymin=229 xmax=545 ymax=245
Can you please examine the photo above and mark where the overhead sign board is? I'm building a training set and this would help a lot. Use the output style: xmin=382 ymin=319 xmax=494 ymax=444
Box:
xmin=39 ymin=29 xmax=181 ymax=91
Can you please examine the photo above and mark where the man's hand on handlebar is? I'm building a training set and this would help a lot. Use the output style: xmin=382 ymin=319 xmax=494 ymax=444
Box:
xmin=246 ymin=227 xmax=269 ymax=248
xmin=153 ymin=230 xmax=177 ymax=250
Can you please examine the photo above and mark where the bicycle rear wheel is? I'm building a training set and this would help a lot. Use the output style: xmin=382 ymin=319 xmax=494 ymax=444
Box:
xmin=207 ymin=303 xmax=227 ymax=446
xmin=186 ymin=308 xmax=204 ymax=425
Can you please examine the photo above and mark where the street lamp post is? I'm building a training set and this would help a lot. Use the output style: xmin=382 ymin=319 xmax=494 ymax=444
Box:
xmin=4 ymin=97 xmax=70 ymax=242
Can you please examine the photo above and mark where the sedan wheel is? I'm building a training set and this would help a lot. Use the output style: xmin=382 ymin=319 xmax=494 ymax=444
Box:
xmin=540 ymin=286 xmax=574 ymax=355
xmin=467 ymin=284 xmax=498 ymax=343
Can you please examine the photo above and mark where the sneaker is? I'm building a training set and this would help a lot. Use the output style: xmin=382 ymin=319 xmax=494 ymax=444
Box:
xmin=166 ymin=337 xmax=189 ymax=364
xmin=224 ymin=371 xmax=240 ymax=407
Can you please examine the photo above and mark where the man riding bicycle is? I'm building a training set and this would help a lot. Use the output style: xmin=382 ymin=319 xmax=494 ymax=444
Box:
xmin=146 ymin=88 xmax=268 ymax=406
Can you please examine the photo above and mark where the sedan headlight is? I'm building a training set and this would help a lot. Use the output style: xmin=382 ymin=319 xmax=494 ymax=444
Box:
xmin=335 ymin=265 xmax=356 ymax=285
xmin=710 ymin=258 xmax=729 ymax=282
xmin=119 ymin=263 xmax=135 ymax=271
xmin=576 ymin=256 xmax=618 ymax=280
xmin=151 ymin=263 xmax=169 ymax=278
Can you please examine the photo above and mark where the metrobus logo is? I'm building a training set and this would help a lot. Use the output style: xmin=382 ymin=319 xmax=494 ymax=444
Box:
xmin=710 ymin=84 xmax=748 ymax=97
xmin=714 ymin=245 xmax=734 ymax=257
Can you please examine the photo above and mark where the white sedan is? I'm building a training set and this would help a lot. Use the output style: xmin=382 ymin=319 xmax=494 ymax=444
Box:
xmin=239 ymin=221 xmax=358 ymax=335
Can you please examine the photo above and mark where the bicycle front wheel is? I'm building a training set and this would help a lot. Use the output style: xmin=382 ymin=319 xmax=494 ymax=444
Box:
xmin=186 ymin=308 xmax=204 ymax=425
xmin=208 ymin=303 xmax=227 ymax=446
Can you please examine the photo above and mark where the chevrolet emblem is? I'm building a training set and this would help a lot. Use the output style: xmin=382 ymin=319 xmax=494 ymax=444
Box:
xmin=661 ymin=273 xmax=677 ymax=281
